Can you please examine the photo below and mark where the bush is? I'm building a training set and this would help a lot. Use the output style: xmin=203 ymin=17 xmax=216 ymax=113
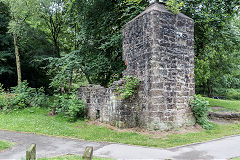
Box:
xmin=0 ymin=81 xmax=49 ymax=111
xmin=116 ymin=76 xmax=140 ymax=99
xmin=166 ymin=0 xmax=184 ymax=14
xmin=212 ymin=87 xmax=227 ymax=97
xmin=226 ymin=88 xmax=240 ymax=100
xmin=52 ymin=93 xmax=85 ymax=121
xmin=190 ymin=95 xmax=213 ymax=130
xmin=212 ymin=88 xmax=240 ymax=100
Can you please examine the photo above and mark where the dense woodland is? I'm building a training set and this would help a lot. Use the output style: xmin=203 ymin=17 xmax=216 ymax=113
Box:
xmin=0 ymin=0 xmax=239 ymax=97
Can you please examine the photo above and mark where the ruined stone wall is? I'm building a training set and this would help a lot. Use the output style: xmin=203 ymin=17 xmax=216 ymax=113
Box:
xmin=78 ymin=2 xmax=195 ymax=131
xmin=78 ymin=82 xmax=139 ymax=128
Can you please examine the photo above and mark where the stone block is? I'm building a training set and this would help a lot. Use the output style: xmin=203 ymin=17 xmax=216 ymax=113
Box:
xmin=83 ymin=146 xmax=93 ymax=160
xmin=26 ymin=144 xmax=36 ymax=160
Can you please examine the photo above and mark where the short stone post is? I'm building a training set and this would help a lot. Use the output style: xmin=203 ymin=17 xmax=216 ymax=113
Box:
xmin=26 ymin=144 xmax=36 ymax=160
xmin=82 ymin=146 xmax=93 ymax=160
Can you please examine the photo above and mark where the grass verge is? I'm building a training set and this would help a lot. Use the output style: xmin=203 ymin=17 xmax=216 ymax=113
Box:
xmin=1 ymin=107 xmax=240 ymax=148
xmin=0 ymin=140 xmax=13 ymax=151
xmin=205 ymin=97 xmax=240 ymax=111
xmin=39 ymin=154 xmax=109 ymax=160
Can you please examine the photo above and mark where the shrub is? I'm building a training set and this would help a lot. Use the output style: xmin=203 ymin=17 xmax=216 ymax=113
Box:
xmin=212 ymin=88 xmax=240 ymax=100
xmin=226 ymin=88 xmax=240 ymax=100
xmin=0 ymin=84 xmax=4 ymax=93
xmin=52 ymin=94 xmax=70 ymax=114
xmin=0 ymin=91 xmax=12 ymax=111
xmin=166 ymin=0 xmax=184 ymax=14
xmin=0 ymin=81 xmax=49 ymax=111
xmin=116 ymin=76 xmax=140 ymax=99
xmin=52 ymin=93 xmax=85 ymax=121
xmin=190 ymin=95 xmax=213 ymax=130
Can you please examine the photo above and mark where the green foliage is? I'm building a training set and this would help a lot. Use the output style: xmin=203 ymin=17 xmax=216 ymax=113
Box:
xmin=52 ymin=93 xmax=85 ymax=121
xmin=116 ymin=76 xmax=140 ymax=99
xmin=190 ymin=95 xmax=213 ymax=130
xmin=0 ymin=81 xmax=48 ymax=111
xmin=0 ymin=0 xmax=239 ymax=103
xmin=209 ymin=88 xmax=240 ymax=100
xmin=18 ymin=25 xmax=55 ymax=89
xmin=182 ymin=0 xmax=240 ymax=96
xmin=45 ymin=52 xmax=86 ymax=92
xmin=0 ymin=84 xmax=4 ymax=93
xmin=166 ymin=0 xmax=184 ymax=14
xmin=66 ymin=0 xmax=148 ymax=87
xmin=2 ymin=0 xmax=40 ymax=35
xmin=0 ymin=2 xmax=15 ymax=87
xmin=36 ymin=0 xmax=68 ymax=57
xmin=226 ymin=89 xmax=240 ymax=100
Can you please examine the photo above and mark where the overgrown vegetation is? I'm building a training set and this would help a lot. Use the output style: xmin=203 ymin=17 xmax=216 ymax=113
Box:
xmin=190 ymin=95 xmax=213 ymax=129
xmin=52 ymin=94 xmax=85 ymax=121
xmin=116 ymin=76 xmax=140 ymax=99
xmin=0 ymin=82 xmax=85 ymax=121
xmin=0 ymin=81 xmax=48 ymax=112
xmin=210 ymin=88 xmax=240 ymax=100
xmin=166 ymin=0 xmax=184 ymax=14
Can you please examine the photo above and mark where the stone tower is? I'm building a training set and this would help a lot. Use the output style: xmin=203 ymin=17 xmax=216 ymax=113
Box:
xmin=78 ymin=2 xmax=195 ymax=131
xmin=122 ymin=2 xmax=195 ymax=130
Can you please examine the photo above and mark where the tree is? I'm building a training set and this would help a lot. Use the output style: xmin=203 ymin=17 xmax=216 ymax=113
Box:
xmin=180 ymin=0 xmax=240 ymax=95
xmin=2 ymin=0 xmax=39 ymax=85
xmin=37 ymin=0 xmax=68 ymax=58
xmin=0 ymin=2 xmax=16 ymax=87
xmin=65 ymin=0 xmax=148 ymax=87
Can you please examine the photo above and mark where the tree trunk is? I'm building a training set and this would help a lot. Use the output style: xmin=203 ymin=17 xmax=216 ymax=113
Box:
xmin=13 ymin=34 xmax=22 ymax=85
xmin=207 ymin=80 xmax=212 ymax=97
xmin=53 ymin=38 xmax=60 ymax=58
xmin=68 ymin=70 xmax=73 ymax=93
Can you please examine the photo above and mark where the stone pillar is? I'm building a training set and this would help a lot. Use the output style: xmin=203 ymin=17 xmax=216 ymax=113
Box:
xmin=122 ymin=3 xmax=195 ymax=130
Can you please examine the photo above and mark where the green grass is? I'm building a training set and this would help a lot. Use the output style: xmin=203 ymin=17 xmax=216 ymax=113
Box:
xmin=205 ymin=97 xmax=240 ymax=111
xmin=0 ymin=140 xmax=13 ymax=151
xmin=1 ymin=107 xmax=240 ymax=148
xmin=39 ymin=154 xmax=109 ymax=160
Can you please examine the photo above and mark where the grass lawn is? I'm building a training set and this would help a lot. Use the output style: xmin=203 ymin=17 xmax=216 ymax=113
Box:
xmin=205 ymin=97 xmax=240 ymax=111
xmin=1 ymin=107 xmax=240 ymax=148
xmin=0 ymin=140 xmax=13 ymax=151
xmin=39 ymin=155 xmax=109 ymax=160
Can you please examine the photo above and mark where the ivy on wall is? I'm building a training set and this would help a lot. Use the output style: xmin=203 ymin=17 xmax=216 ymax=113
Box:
xmin=116 ymin=76 xmax=140 ymax=99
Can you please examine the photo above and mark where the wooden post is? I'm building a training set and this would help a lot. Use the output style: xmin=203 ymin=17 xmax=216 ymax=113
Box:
xmin=26 ymin=144 xmax=36 ymax=160
xmin=82 ymin=146 xmax=93 ymax=160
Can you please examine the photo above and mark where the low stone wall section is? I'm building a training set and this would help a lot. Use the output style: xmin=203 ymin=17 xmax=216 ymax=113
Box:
xmin=208 ymin=112 xmax=240 ymax=120
xmin=78 ymin=81 xmax=139 ymax=128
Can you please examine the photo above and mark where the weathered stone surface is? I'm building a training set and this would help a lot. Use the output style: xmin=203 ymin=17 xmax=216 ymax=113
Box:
xmin=78 ymin=2 xmax=195 ymax=131
xmin=83 ymin=146 xmax=93 ymax=160
xmin=26 ymin=144 xmax=36 ymax=160
xmin=208 ymin=112 xmax=240 ymax=120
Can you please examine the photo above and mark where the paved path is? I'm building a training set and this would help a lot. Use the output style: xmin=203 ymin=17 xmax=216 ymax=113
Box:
xmin=0 ymin=130 xmax=240 ymax=160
